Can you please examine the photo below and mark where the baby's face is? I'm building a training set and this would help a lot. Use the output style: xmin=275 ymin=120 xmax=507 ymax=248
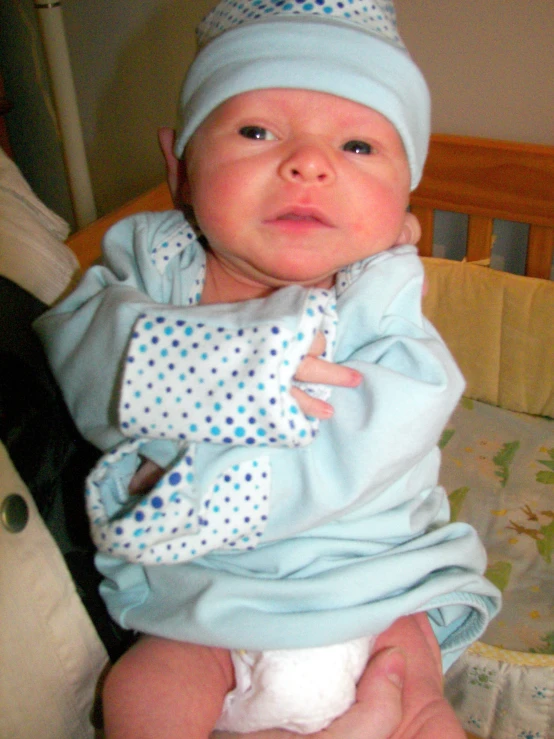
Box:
xmin=183 ymin=88 xmax=410 ymax=290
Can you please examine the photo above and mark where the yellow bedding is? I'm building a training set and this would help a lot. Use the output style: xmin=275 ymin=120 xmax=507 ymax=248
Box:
xmin=422 ymin=257 xmax=554 ymax=418
xmin=422 ymin=259 xmax=554 ymax=737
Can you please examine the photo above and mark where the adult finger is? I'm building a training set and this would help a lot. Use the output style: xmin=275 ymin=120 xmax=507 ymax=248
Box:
xmin=323 ymin=648 xmax=405 ymax=739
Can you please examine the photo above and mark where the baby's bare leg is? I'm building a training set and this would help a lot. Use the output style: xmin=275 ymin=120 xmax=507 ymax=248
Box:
xmin=102 ymin=635 xmax=234 ymax=739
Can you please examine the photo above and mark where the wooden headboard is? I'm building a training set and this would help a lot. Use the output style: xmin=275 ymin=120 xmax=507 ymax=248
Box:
xmin=411 ymin=134 xmax=554 ymax=279
xmin=67 ymin=181 xmax=172 ymax=271
xmin=68 ymin=134 xmax=554 ymax=280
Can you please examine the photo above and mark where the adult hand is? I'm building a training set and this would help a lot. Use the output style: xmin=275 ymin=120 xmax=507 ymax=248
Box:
xmin=371 ymin=614 xmax=466 ymax=739
xmin=214 ymin=614 xmax=466 ymax=739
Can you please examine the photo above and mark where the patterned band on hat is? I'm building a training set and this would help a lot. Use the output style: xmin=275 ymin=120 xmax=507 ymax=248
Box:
xmin=197 ymin=0 xmax=405 ymax=50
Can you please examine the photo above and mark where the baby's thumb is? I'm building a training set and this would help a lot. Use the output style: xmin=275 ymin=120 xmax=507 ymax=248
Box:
xmin=355 ymin=648 xmax=405 ymax=738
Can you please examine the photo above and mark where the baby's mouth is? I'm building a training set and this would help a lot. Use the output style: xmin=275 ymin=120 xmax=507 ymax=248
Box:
xmin=278 ymin=213 xmax=321 ymax=223
xmin=272 ymin=208 xmax=333 ymax=227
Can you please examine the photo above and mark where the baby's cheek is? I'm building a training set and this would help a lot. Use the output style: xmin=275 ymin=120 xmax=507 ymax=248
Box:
xmin=194 ymin=198 xmax=235 ymax=246
xmin=351 ymin=208 xmax=403 ymax=247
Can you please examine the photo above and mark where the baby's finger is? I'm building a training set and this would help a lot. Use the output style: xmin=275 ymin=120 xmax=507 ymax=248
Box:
xmin=306 ymin=331 xmax=327 ymax=358
xmin=129 ymin=459 xmax=165 ymax=496
xmin=295 ymin=356 xmax=362 ymax=388
xmin=290 ymin=386 xmax=333 ymax=419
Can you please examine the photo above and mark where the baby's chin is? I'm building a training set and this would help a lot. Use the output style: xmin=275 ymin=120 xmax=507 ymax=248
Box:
xmin=251 ymin=256 xmax=341 ymax=290
xmin=205 ymin=250 xmax=338 ymax=298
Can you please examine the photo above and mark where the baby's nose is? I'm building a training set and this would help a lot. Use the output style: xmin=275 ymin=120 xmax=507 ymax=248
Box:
xmin=279 ymin=142 xmax=336 ymax=184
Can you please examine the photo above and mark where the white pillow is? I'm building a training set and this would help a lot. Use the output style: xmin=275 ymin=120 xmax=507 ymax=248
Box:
xmin=0 ymin=442 xmax=107 ymax=738
xmin=0 ymin=149 xmax=80 ymax=305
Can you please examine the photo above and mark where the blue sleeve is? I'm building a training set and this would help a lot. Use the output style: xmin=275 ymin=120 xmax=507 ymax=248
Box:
xmin=34 ymin=211 xmax=196 ymax=456
xmin=95 ymin=247 xmax=466 ymax=560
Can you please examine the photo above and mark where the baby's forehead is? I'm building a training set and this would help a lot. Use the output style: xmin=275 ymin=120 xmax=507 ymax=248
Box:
xmin=199 ymin=88 xmax=402 ymax=130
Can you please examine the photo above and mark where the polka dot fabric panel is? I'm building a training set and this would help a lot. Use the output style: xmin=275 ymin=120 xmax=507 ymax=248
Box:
xmin=86 ymin=439 xmax=271 ymax=564
xmin=119 ymin=290 xmax=338 ymax=448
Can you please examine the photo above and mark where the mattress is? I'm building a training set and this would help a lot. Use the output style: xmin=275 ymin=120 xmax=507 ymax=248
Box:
xmin=441 ymin=397 xmax=554 ymax=738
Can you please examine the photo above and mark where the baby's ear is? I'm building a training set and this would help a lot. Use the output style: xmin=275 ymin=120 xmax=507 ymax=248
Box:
xmin=158 ymin=127 xmax=190 ymax=209
xmin=395 ymin=212 xmax=421 ymax=246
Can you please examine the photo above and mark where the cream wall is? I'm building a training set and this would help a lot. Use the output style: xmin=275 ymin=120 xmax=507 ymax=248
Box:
xmin=395 ymin=0 xmax=553 ymax=145
xmin=62 ymin=0 xmax=215 ymax=217
xmin=0 ymin=0 xmax=74 ymax=225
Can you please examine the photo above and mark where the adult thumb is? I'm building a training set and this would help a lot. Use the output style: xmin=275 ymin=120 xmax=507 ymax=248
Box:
xmin=346 ymin=647 xmax=406 ymax=739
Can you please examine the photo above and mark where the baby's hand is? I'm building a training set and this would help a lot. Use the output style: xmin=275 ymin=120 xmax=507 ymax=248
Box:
xmin=129 ymin=458 xmax=165 ymax=497
xmin=291 ymin=332 xmax=361 ymax=419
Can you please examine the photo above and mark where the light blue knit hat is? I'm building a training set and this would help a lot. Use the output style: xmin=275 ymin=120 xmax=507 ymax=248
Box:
xmin=175 ymin=0 xmax=430 ymax=189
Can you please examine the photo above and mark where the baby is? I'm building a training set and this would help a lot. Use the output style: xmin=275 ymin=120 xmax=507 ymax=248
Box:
xmin=36 ymin=1 xmax=500 ymax=737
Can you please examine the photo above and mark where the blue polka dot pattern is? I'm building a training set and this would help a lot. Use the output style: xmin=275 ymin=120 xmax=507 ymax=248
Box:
xmin=151 ymin=221 xmax=202 ymax=275
xmin=86 ymin=439 xmax=271 ymax=564
xmin=197 ymin=0 xmax=402 ymax=49
xmin=335 ymin=251 xmax=390 ymax=294
xmin=119 ymin=288 xmax=337 ymax=448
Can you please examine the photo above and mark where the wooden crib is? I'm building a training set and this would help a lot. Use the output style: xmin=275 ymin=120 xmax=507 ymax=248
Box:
xmin=412 ymin=133 xmax=554 ymax=279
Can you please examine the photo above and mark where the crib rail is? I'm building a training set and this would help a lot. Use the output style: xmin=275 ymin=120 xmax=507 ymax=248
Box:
xmin=411 ymin=134 xmax=554 ymax=279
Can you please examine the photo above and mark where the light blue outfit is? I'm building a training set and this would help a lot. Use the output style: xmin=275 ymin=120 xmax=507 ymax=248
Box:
xmin=35 ymin=210 xmax=501 ymax=672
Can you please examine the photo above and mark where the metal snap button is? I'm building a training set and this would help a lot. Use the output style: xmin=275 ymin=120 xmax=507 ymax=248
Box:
xmin=1 ymin=494 xmax=29 ymax=533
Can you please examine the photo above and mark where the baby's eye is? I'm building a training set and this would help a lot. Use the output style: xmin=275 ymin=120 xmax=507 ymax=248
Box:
xmin=343 ymin=140 xmax=373 ymax=155
xmin=239 ymin=126 xmax=277 ymax=141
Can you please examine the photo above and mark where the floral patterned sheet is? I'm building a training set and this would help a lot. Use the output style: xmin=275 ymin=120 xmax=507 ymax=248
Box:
xmin=440 ymin=397 xmax=554 ymax=653
xmin=440 ymin=397 xmax=554 ymax=738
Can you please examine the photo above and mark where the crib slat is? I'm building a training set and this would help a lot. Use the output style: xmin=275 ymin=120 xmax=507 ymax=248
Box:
xmin=410 ymin=205 xmax=434 ymax=256
xmin=526 ymin=224 xmax=554 ymax=279
xmin=410 ymin=135 xmax=554 ymax=279
xmin=467 ymin=215 xmax=494 ymax=263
